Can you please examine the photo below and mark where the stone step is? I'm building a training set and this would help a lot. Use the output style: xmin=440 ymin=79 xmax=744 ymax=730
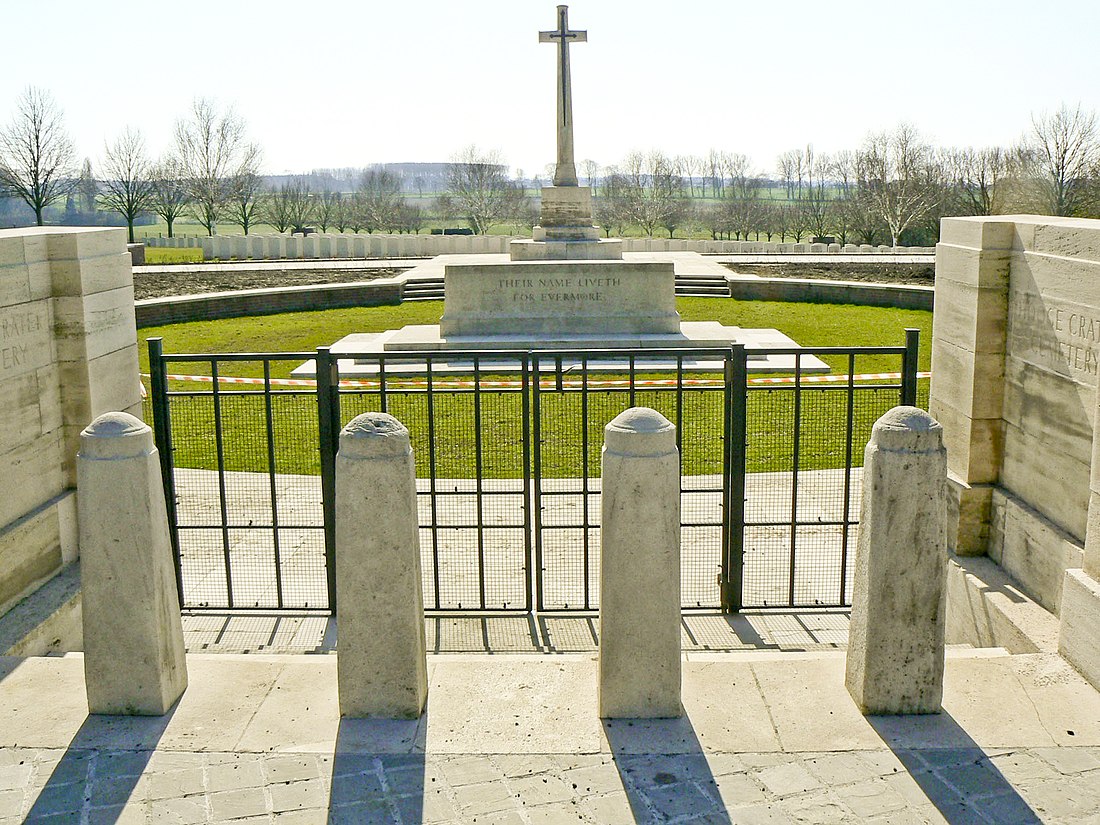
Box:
xmin=400 ymin=275 xmax=734 ymax=301
xmin=675 ymin=286 xmax=729 ymax=297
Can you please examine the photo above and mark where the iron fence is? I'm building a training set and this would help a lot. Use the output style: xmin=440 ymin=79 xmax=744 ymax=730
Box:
xmin=146 ymin=329 xmax=922 ymax=615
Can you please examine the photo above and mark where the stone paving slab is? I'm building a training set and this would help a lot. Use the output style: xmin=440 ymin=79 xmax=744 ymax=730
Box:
xmin=4 ymin=744 xmax=1097 ymax=823
xmin=1 ymin=651 xmax=1098 ymax=822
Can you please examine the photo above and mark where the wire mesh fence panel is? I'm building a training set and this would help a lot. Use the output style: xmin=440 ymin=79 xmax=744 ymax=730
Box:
xmin=739 ymin=348 xmax=910 ymax=609
xmin=533 ymin=353 xmax=728 ymax=611
xmin=157 ymin=354 xmax=326 ymax=611
xmin=340 ymin=358 xmax=530 ymax=612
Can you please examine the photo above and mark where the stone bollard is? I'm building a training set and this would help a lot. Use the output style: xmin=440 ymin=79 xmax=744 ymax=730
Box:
xmin=846 ymin=406 xmax=948 ymax=715
xmin=78 ymin=412 xmax=187 ymax=715
xmin=598 ymin=408 xmax=682 ymax=718
xmin=336 ymin=413 xmax=428 ymax=718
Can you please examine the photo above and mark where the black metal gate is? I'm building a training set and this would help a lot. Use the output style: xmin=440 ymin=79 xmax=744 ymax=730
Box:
xmin=146 ymin=331 xmax=922 ymax=615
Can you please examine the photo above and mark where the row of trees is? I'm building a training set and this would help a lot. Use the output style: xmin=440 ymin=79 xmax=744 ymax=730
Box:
xmin=2 ymin=85 xmax=1098 ymax=244
xmin=585 ymin=108 xmax=1100 ymax=246
xmin=0 ymin=87 xmax=533 ymax=240
xmin=0 ymin=88 xmax=262 ymax=242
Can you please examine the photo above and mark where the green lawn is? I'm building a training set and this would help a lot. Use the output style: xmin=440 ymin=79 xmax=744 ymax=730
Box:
xmin=141 ymin=298 xmax=932 ymax=478
xmin=144 ymin=247 xmax=204 ymax=264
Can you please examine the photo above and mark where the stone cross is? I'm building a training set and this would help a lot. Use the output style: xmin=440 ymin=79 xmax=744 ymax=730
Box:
xmin=539 ymin=4 xmax=586 ymax=187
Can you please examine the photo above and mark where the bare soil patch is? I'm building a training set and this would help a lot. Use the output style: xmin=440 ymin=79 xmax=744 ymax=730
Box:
xmin=722 ymin=261 xmax=935 ymax=286
xmin=133 ymin=267 xmax=408 ymax=300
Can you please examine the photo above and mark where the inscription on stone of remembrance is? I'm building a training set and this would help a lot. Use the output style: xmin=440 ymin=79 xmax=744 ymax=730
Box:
xmin=498 ymin=275 xmax=622 ymax=305
xmin=0 ymin=305 xmax=49 ymax=376
xmin=1009 ymin=292 xmax=1100 ymax=379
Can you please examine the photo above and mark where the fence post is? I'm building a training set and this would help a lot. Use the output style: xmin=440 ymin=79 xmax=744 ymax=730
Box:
xmin=336 ymin=413 xmax=428 ymax=718
xmin=316 ymin=346 xmax=340 ymax=611
xmin=845 ymin=406 xmax=947 ymax=714
xmin=599 ymin=407 xmax=682 ymax=718
xmin=147 ymin=337 xmax=183 ymax=605
xmin=79 ymin=412 xmax=188 ymax=714
xmin=722 ymin=345 xmax=747 ymax=613
xmin=902 ymin=328 xmax=920 ymax=407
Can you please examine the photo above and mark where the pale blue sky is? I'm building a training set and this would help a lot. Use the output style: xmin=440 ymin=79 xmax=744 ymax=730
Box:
xmin=3 ymin=0 xmax=1098 ymax=177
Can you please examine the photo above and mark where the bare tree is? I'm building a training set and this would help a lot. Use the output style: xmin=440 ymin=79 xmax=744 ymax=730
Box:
xmin=943 ymin=146 xmax=1004 ymax=216
xmin=314 ymin=190 xmax=341 ymax=233
xmin=0 ymin=87 xmax=77 ymax=225
xmin=787 ymin=202 xmax=811 ymax=243
xmin=264 ymin=179 xmax=313 ymax=233
xmin=857 ymin=124 xmax=941 ymax=247
xmin=1024 ymin=104 xmax=1099 ymax=216
xmin=776 ymin=148 xmax=810 ymax=201
xmin=581 ymin=158 xmax=600 ymax=194
xmin=801 ymin=152 xmax=832 ymax=240
xmin=707 ymin=149 xmax=726 ymax=199
xmin=263 ymin=184 xmax=294 ymax=233
xmin=174 ymin=98 xmax=261 ymax=235
xmin=149 ymin=156 xmax=190 ymax=238
xmin=99 ymin=128 xmax=154 ymax=243
xmin=356 ymin=168 xmax=404 ymax=232
xmin=763 ymin=201 xmax=789 ymax=242
xmin=593 ymin=168 xmax=631 ymax=237
xmin=394 ymin=203 xmax=426 ymax=234
xmin=445 ymin=146 xmax=519 ymax=235
xmin=77 ymin=157 xmax=98 ymax=216
xmin=617 ymin=151 xmax=686 ymax=237
xmin=226 ymin=171 xmax=264 ymax=235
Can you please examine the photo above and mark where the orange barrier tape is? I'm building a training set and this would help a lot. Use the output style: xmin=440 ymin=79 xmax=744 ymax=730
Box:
xmin=141 ymin=371 xmax=931 ymax=390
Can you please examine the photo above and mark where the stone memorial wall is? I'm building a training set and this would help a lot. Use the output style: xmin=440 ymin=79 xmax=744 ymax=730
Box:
xmin=0 ymin=227 xmax=141 ymax=636
xmin=932 ymin=215 xmax=1100 ymax=687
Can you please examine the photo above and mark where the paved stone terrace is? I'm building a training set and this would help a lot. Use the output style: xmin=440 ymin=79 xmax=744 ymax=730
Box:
xmin=1 ymin=650 xmax=1098 ymax=823
xmin=180 ymin=611 xmax=852 ymax=656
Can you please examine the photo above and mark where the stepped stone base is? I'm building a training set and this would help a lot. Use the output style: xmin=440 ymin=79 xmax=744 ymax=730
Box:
xmin=511 ymin=238 xmax=623 ymax=261
xmin=291 ymin=322 xmax=830 ymax=377
xmin=513 ymin=186 xmax=621 ymax=261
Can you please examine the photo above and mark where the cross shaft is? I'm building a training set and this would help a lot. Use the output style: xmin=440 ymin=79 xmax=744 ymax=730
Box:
xmin=539 ymin=5 xmax=586 ymax=187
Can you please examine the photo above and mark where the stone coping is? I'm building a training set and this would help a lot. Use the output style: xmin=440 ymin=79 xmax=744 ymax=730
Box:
xmin=136 ymin=275 xmax=933 ymax=329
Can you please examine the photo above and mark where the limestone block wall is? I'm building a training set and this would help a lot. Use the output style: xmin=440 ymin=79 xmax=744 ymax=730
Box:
xmin=932 ymin=216 xmax=1099 ymax=613
xmin=144 ymin=233 xmax=935 ymax=260
xmin=0 ymin=227 xmax=140 ymax=618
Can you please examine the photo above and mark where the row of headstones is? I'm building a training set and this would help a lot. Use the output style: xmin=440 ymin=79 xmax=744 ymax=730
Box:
xmin=145 ymin=233 xmax=936 ymax=260
xmin=150 ymin=233 xmax=512 ymax=259
xmin=77 ymin=405 xmax=947 ymax=718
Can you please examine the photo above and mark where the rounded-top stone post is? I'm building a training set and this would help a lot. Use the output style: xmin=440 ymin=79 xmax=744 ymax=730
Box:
xmin=78 ymin=411 xmax=188 ymax=715
xmin=845 ymin=406 xmax=948 ymax=715
xmin=599 ymin=407 xmax=682 ymax=718
xmin=336 ymin=412 xmax=428 ymax=719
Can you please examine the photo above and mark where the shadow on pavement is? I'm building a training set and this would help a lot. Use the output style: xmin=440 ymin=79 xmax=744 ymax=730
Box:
xmin=23 ymin=708 xmax=175 ymax=823
xmin=603 ymin=712 xmax=732 ymax=824
xmin=327 ymin=712 xmax=427 ymax=824
xmin=869 ymin=710 xmax=1041 ymax=824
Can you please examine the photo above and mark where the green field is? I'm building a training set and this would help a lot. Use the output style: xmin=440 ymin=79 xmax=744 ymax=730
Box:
xmin=144 ymin=247 xmax=204 ymax=264
xmin=142 ymin=298 xmax=932 ymax=478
